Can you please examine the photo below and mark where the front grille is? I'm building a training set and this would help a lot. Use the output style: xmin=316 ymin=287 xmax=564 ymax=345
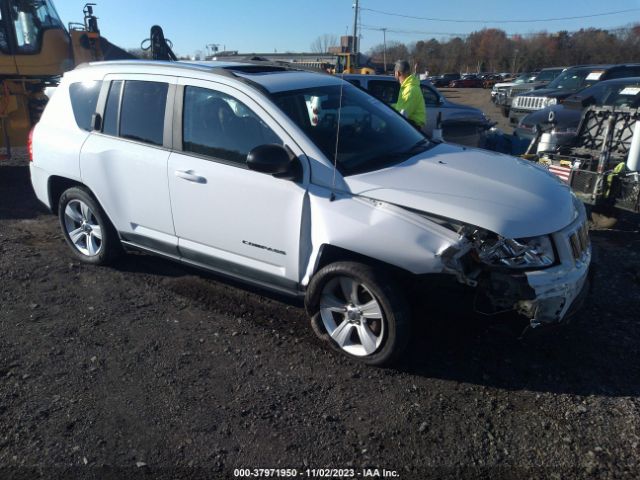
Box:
xmin=568 ymin=222 xmax=590 ymax=262
xmin=513 ymin=96 xmax=546 ymax=110
xmin=509 ymin=86 xmax=533 ymax=97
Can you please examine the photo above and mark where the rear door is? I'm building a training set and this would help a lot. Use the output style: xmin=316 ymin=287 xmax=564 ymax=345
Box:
xmin=167 ymin=79 xmax=309 ymax=292
xmin=80 ymin=74 xmax=178 ymax=255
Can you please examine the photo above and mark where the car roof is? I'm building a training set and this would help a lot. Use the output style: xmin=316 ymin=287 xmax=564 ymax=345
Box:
xmin=582 ymin=76 xmax=640 ymax=87
xmin=73 ymin=60 xmax=343 ymax=93
xmin=564 ymin=64 xmax=640 ymax=71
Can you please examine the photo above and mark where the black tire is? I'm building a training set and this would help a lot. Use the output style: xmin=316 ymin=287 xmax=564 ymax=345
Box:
xmin=501 ymin=106 xmax=510 ymax=118
xmin=58 ymin=187 xmax=122 ymax=265
xmin=305 ymin=261 xmax=410 ymax=366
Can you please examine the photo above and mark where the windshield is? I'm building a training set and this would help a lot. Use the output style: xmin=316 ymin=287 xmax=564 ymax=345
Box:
xmin=536 ymin=69 xmax=562 ymax=82
xmin=600 ymin=82 xmax=640 ymax=107
xmin=513 ymin=72 xmax=536 ymax=84
xmin=547 ymin=68 xmax=603 ymax=90
xmin=9 ymin=0 xmax=65 ymax=53
xmin=271 ymin=84 xmax=427 ymax=176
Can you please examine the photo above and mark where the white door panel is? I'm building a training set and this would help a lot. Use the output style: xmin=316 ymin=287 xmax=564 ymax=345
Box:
xmin=169 ymin=152 xmax=305 ymax=283
xmin=168 ymin=79 xmax=309 ymax=285
xmin=81 ymin=136 xmax=174 ymax=240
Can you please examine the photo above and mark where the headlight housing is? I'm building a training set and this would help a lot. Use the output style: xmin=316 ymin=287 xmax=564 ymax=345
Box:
xmin=473 ymin=231 xmax=555 ymax=269
xmin=545 ymin=98 xmax=558 ymax=107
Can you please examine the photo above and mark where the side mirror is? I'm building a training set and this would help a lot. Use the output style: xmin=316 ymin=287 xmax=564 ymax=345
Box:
xmin=247 ymin=144 xmax=292 ymax=176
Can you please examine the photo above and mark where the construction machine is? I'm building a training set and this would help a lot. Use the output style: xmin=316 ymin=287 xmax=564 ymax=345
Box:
xmin=0 ymin=1 xmax=137 ymax=159
xmin=331 ymin=53 xmax=375 ymax=75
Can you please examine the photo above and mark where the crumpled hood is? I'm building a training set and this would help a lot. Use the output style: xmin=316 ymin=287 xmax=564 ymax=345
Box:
xmin=344 ymin=143 xmax=575 ymax=238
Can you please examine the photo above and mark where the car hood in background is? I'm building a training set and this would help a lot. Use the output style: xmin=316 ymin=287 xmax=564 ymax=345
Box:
xmin=344 ymin=143 xmax=574 ymax=239
xmin=520 ymin=105 xmax=583 ymax=130
xmin=517 ymin=87 xmax=577 ymax=99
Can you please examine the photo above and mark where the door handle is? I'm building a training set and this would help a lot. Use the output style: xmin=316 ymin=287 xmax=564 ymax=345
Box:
xmin=174 ymin=170 xmax=207 ymax=184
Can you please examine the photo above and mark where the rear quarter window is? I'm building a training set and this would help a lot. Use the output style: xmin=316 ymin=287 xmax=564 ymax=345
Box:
xmin=68 ymin=81 xmax=102 ymax=131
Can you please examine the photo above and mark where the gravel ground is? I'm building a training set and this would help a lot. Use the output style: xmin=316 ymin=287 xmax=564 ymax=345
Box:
xmin=440 ymin=87 xmax=513 ymax=133
xmin=1 ymin=87 xmax=640 ymax=480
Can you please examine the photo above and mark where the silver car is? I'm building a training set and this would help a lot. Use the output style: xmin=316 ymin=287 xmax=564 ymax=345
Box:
xmin=343 ymin=74 xmax=492 ymax=147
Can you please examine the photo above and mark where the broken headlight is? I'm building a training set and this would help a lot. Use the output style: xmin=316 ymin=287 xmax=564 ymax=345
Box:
xmin=473 ymin=232 xmax=555 ymax=269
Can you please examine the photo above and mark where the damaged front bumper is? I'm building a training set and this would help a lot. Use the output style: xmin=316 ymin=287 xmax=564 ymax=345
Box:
xmin=484 ymin=216 xmax=591 ymax=328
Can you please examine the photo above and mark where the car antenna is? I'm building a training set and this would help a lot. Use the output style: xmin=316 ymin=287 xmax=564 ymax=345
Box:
xmin=330 ymin=70 xmax=346 ymax=202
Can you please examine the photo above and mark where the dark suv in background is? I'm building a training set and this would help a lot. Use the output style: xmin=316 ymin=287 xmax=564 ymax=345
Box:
xmin=497 ymin=67 xmax=566 ymax=117
xmin=509 ymin=63 xmax=640 ymax=127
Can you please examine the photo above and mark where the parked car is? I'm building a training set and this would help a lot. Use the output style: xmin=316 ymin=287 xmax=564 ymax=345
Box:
xmin=432 ymin=73 xmax=461 ymax=87
xmin=30 ymin=60 xmax=591 ymax=365
xmin=482 ymin=74 xmax=504 ymax=89
xmin=449 ymin=75 xmax=484 ymax=88
xmin=496 ymin=67 xmax=566 ymax=117
xmin=515 ymin=77 xmax=640 ymax=142
xmin=509 ymin=63 xmax=640 ymax=127
xmin=491 ymin=72 xmax=538 ymax=103
xmin=343 ymin=74 xmax=492 ymax=146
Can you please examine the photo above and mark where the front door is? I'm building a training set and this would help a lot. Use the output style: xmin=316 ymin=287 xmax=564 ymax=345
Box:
xmin=168 ymin=79 xmax=308 ymax=291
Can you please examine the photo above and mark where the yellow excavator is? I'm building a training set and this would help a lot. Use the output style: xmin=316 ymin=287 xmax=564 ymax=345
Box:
xmin=331 ymin=53 xmax=375 ymax=75
xmin=0 ymin=1 xmax=173 ymax=160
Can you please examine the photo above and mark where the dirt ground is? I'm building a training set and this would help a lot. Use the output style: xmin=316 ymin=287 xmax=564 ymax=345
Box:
xmin=440 ymin=87 xmax=513 ymax=133
xmin=1 ymin=89 xmax=640 ymax=480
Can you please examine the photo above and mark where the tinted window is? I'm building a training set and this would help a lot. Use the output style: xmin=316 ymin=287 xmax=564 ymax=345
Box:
xmin=120 ymin=81 xmax=168 ymax=146
xmin=102 ymin=80 xmax=122 ymax=137
xmin=69 ymin=81 xmax=102 ymax=131
xmin=605 ymin=67 xmax=640 ymax=80
xmin=421 ymin=85 xmax=439 ymax=106
xmin=368 ymin=80 xmax=399 ymax=104
xmin=183 ymin=86 xmax=280 ymax=165
xmin=347 ymin=79 xmax=361 ymax=87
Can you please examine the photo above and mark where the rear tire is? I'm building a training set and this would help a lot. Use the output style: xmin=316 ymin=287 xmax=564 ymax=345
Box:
xmin=58 ymin=187 xmax=122 ymax=265
xmin=305 ymin=261 xmax=410 ymax=366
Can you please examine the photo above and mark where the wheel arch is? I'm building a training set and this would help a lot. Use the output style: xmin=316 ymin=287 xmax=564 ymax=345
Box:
xmin=47 ymin=176 xmax=86 ymax=213
xmin=311 ymin=244 xmax=414 ymax=285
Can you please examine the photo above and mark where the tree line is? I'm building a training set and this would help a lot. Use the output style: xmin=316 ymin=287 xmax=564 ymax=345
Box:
xmin=367 ymin=25 xmax=640 ymax=74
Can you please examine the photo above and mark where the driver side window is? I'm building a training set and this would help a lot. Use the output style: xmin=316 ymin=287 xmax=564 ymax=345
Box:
xmin=182 ymin=86 xmax=281 ymax=166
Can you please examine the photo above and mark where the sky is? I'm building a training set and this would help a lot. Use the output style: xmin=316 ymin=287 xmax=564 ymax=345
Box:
xmin=54 ymin=0 xmax=640 ymax=57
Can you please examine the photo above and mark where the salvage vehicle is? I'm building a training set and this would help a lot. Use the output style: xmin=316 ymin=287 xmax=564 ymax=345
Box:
xmin=495 ymin=67 xmax=566 ymax=118
xmin=516 ymin=77 xmax=640 ymax=142
xmin=30 ymin=61 xmax=591 ymax=365
xmin=491 ymin=72 xmax=537 ymax=102
xmin=342 ymin=74 xmax=493 ymax=147
xmin=509 ymin=64 xmax=640 ymax=128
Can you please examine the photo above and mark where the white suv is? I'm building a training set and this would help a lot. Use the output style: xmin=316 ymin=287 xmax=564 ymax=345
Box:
xmin=30 ymin=61 xmax=591 ymax=365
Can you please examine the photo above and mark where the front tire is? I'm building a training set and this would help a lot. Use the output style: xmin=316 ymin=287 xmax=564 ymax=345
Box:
xmin=305 ymin=261 xmax=410 ymax=366
xmin=58 ymin=187 xmax=121 ymax=265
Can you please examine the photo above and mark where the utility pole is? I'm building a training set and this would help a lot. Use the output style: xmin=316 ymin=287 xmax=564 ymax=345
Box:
xmin=352 ymin=0 xmax=359 ymax=60
xmin=382 ymin=28 xmax=387 ymax=73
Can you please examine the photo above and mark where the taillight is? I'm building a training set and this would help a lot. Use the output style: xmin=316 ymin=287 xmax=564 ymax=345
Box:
xmin=28 ymin=127 xmax=34 ymax=162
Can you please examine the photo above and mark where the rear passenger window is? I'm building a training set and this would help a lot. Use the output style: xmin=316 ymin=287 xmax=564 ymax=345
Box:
xmin=69 ymin=81 xmax=102 ymax=131
xmin=182 ymin=86 xmax=281 ymax=165
xmin=368 ymin=80 xmax=399 ymax=104
xmin=119 ymin=81 xmax=168 ymax=146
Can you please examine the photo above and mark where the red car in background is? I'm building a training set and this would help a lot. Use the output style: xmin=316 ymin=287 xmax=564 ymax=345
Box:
xmin=449 ymin=75 xmax=484 ymax=88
